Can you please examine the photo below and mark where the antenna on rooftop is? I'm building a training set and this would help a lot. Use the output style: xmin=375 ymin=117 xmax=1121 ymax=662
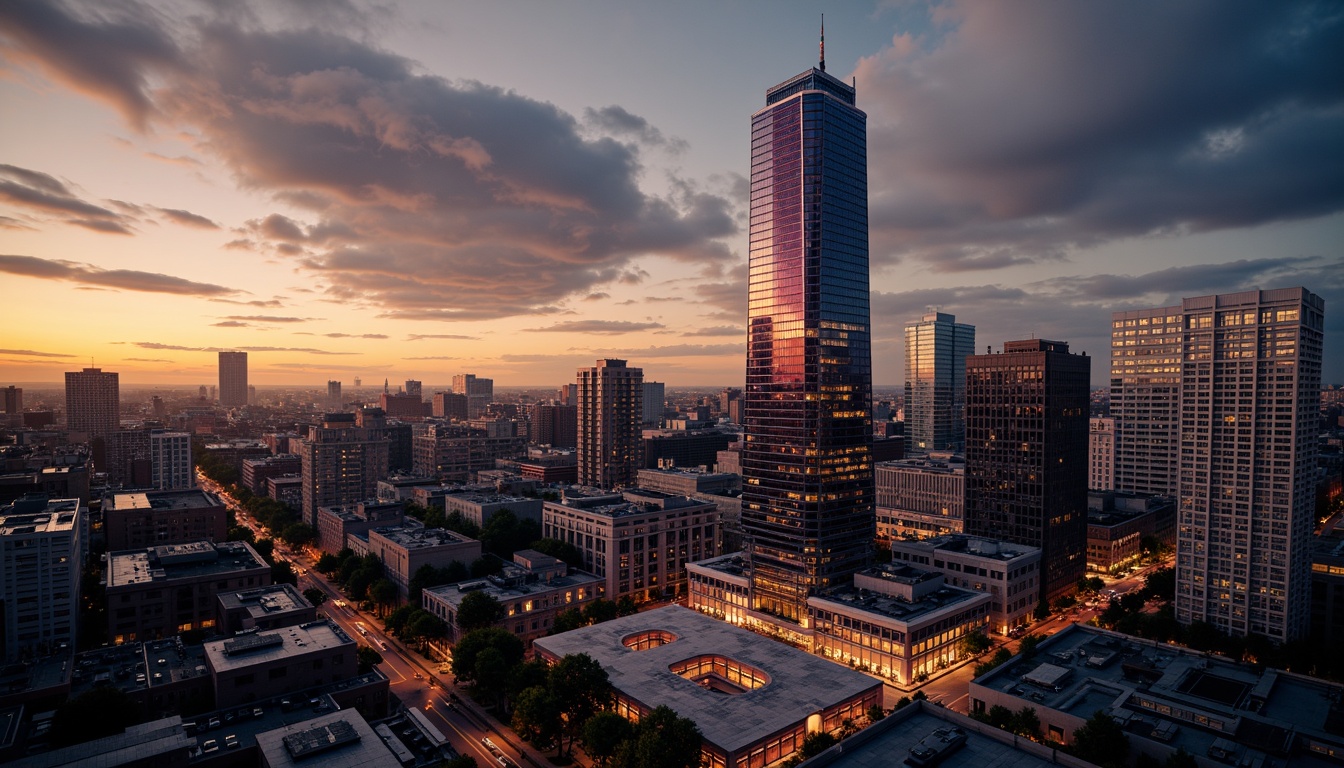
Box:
xmin=819 ymin=14 xmax=826 ymax=72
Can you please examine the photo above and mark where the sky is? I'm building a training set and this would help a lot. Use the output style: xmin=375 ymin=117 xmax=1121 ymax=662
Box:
xmin=1 ymin=0 xmax=1341 ymax=389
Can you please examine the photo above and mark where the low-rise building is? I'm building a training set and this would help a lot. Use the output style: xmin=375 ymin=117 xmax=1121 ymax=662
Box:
xmin=315 ymin=500 xmax=404 ymax=554
xmin=439 ymin=491 xmax=542 ymax=528
xmin=106 ymin=540 xmax=271 ymax=644
xmin=542 ymin=489 xmax=719 ymax=601
xmin=423 ymin=550 xmax=602 ymax=645
xmin=890 ymin=534 xmax=1040 ymax=635
xmin=204 ymin=620 xmax=358 ymax=709
xmin=535 ymin=606 xmax=881 ymax=768
xmin=635 ymin=467 xmax=741 ymax=497
xmin=375 ymin=474 xmax=438 ymax=502
xmin=242 ymin=455 xmax=302 ymax=496
xmin=102 ymin=488 xmax=227 ymax=551
xmin=366 ymin=526 xmax=481 ymax=601
xmin=1311 ymin=533 xmax=1344 ymax=649
xmin=256 ymin=710 xmax=403 ymax=768
xmin=266 ymin=475 xmax=302 ymax=508
xmin=1085 ymin=491 xmax=1175 ymax=574
xmin=970 ymin=623 xmax=1344 ymax=767
xmin=875 ymin=456 xmax=965 ymax=544
xmin=0 ymin=496 xmax=85 ymax=661
xmin=217 ymin=584 xmax=318 ymax=635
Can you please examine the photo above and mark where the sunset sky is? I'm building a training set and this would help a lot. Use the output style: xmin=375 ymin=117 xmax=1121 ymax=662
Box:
xmin=2 ymin=1 xmax=1341 ymax=389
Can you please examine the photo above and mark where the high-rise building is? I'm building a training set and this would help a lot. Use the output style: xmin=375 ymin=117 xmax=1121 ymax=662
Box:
xmin=1109 ymin=307 xmax=1183 ymax=496
xmin=577 ymin=359 xmax=643 ymax=489
xmin=0 ymin=497 xmax=84 ymax=661
xmin=404 ymin=380 xmax=422 ymax=400
xmin=1088 ymin=417 xmax=1116 ymax=491
xmin=1173 ymin=288 xmax=1323 ymax=643
xmin=149 ymin=429 xmax=193 ymax=490
xmin=557 ymin=383 xmax=575 ymax=406
xmin=432 ymin=391 xmax=468 ymax=420
xmin=720 ymin=387 xmax=743 ymax=424
xmin=2 ymin=386 xmax=20 ymax=415
xmin=740 ymin=60 xmax=874 ymax=624
xmin=642 ymin=381 xmax=665 ymax=426
xmin=965 ymin=340 xmax=1089 ymax=604
xmin=295 ymin=414 xmax=391 ymax=526
xmin=904 ymin=311 xmax=975 ymax=454
xmin=327 ymin=380 xmax=342 ymax=408
xmin=532 ymin=404 xmax=577 ymax=448
xmin=452 ymin=374 xmax=493 ymax=419
xmin=65 ymin=367 xmax=119 ymax=436
xmin=218 ymin=351 xmax=248 ymax=407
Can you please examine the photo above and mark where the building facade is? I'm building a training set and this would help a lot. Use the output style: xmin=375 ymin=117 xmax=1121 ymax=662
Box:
xmin=149 ymin=429 xmax=193 ymax=490
xmin=0 ymin=497 xmax=84 ymax=661
xmin=1110 ymin=306 xmax=1183 ymax=496
xmin=315 ymin=500 xmax=404 ymax=554
xmin=411 ymin=422 xmax=528 ymax=483
xmin=531 ymin=404 xmax=577 ymax=448
xmin=218 ymin=351 xmax=248 ymax=407
xmin=452 ymin=374 xmax=493 ymax=420
xmin=965 ymin=340 xmax=1090 ymax=604
xmin=890 ymin=534 xmax=1040 ymax=635
xmin=904 ymin=311 xmax=975 ymax=455
xmin=296 ymin=414 xmax=391 ymax=526
xmin=1173 ymin=288 xmax=1323 ymax=642
xmin=1087 ymin=417 xmax=1116 ymax=491
xmin=577 ymin=359 xmax=643 ymax=489
xmin=741 ymin=64 xmax=873 ymax=623
xmin=641 ymin=381 xmax=665 ymax=426
xmin=103 ymin=488 xmax=228 ymax=551
xmin=64 ymin=367 xmax=119 ymax=436
xmin=874 ymin=457 xmax=965 ymax=544
xmin=365 ymin=526 xmax=481 ymax=601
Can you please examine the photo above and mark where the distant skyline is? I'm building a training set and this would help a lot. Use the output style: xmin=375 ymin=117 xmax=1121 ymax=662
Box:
xmin=2 ymin=1 xmax=1341 ymax=387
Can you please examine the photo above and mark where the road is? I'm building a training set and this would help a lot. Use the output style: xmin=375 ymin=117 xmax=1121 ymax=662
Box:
xmin=200 ymin=473 xmax=537 ymax=768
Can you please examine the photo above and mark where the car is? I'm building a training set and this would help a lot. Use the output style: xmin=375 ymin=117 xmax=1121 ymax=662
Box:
xmin=413 ymin=672 xmax=423 ymax=679
xmin=253 ymin=707 xmax=264 ymax=718
xmin=378 ymin=640 xmax=388 ymax=650
xmin=202 ymin=740 xmax=220 ymax=754
xmin=225 ymin=734 xmax=240 ymax=749
xmin=207 ymin=717 xmax=221 ymax=730
xmin=482 ymin=737 xmax=498 ymax=752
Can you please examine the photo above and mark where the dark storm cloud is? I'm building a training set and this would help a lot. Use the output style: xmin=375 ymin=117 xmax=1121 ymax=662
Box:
xmin=525 ymin=320 xmax=665 ymax=334
xmin=0 ymin=253 xmax=238 ymax=296
xmin=855 ymin=2 xmax=1344 ymax=270
xmin=0 ymin=1 xmax=737 ymax=322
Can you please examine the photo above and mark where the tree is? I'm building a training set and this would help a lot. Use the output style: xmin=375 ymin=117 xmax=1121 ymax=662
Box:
xmin=451 ymin=628 xmax=524 ymax=688
xmin=303 ymin=587 xmax=328 ymax=608
xmin=985 ymin=704 xmax=1013 ymax=729
xmin=253 ymin=537 xmax=275 ymax=562
xmin=509 ymin=659 xmax=551 ymax=701
xmin=470 ymin=556 xmax=504 ymax=577
xmin=405 ymin=611 xmax=449 ymax=647
xmin=612 ymin=705 xmax=702 ymax=768
xmin=1009 ymin=706 xmax=1040 ymax=737
xmin=1070 ymin=711 xmax=1129 ymax=768
xmin=615 ymin=596 xmax=638 ymax=616
xmin=798 ymin=731 xmax=838 ymax=759
xmin=529 ymin=537 xmax=585 ymax=567
xmin=582 ymin=711 xmax=634 ymax=767
xmin=866 ymin=704 xmax=886 ymax=722
xmin=1034 ymin=600 xmax=1051 ymax=620
xmin=369 ymin=578 xmax=398 ymax=616
xmin=456 ymin=590 xmax=506 ymax=633
xmin=512 ymin=685 xmax=562 ymax=750
xmin=316 ymin=552 xmax=343 ymax=574
xmin=280 ymin=522 xmax=316 ymax=549
xmin=357 ymin=645 xmax=384 ymax=673
xmin=583 ymin=599 xmax=618 ymax=625
xmin=384 ymin=604 xmax=418 ymax=637
xmin=475 ymin=647 xmax=514 ymax=710
xmin=549 ymin=653 xmax=614 ymax=757
xmin=1018 ymin=634 xmax=1043 ymax=659
xmin=975 ymin=647 xmax=1013 ymax=677
xmin=272 ymin=560 xmax=298 ymax=586
xmin=1143 ymin=567 xmax=1176 ymax=601
xmin=959 ymin=629 xmax=992 ymax=655
xmin=551 ymin=607 xmax=587 ymax=635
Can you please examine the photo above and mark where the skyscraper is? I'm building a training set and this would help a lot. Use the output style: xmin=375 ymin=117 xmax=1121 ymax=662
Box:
xmin=404 ymin=380 xmax=423 ymax=400
xmin=218 ymin=351 xmax=248 ymax=407
xmin=1109 ymin=306 xmax=1183 ymax=496
xmin=577 ymin=359 xmax=643 ymax=489
xmin=149 ymin=429 xmax=193 ymax=490
xmin=904 ymin=311 xmax=975 ymax=454
xmin=452 ymin=373 xmax=493 ymax=419
xmin=641 ymin=381 xmax=665 ymax=426
xmin=327 ymin=380 xmax=342 ymax=408
xmin=65 ymin=367 xmax=119 ymax=436
xmin=740 ymin=57 xmax=874 ymax=624
xmin=1172 ymin=288 xmax=1323 ymax=642
xmin=965 ymin=340 xmax=1089 ymax=603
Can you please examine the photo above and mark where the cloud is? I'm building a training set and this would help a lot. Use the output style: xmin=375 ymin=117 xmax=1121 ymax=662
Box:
xmin=854 ymin=2 xmax=1344 ymax=271
xmin=0 ymin=2 xmax=738 ymax=321
xmin=212 ymin=320 xmax=250 ymax=327
xmin=685 ymin=325 xmax=741 ymax=337
xmin=582 ymin=292 xmax=609 ymax=302
xmin=0 ymin=253 xmax=239 ymax=296
xmin=211 ymin=297 xmax=284 ymax=307
xmin=155 ymin=207 xmax=219 ymax=229
xmin=0 ymin=348 xmax=75 ymax=358
xmin=321 ymin=332 xmax=388 ymax=339
xmin=406 ymin=334 xmax=479 ymax=341
xmin=0 ymin=163 xmax=135 ymax=233
xmin=584 ymin=105 xmax=686 ymax=152
xmin=404 ymin=355 xmax=459 ymax=361
xmin=221 ymin=315 xmax=313 ymax=323
xmin=122 ymin=357 xmax=172 ymax=362
xmin=594 ymin=343 xmax=740 ymax=358
xmin=130 ymin=341 xmax=355 ymax=355
xmin=525 ymin=320 xmax=665 ymax=334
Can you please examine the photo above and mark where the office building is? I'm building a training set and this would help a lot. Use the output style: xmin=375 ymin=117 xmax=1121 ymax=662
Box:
xmin=361 ymin=525 xmax=481 ymax=600
xmin=378 ymin=391 xmax=430 ymax=418
xmin=452 ymin=373 xmax=493 ymax=419
xmin=326 ymin=380 xmax=342 ymax=408
xmin=641 ymin=381 xmax=665 ymax=426
xmin=965 ymin=339 xmax=1090 ymax=603
xmin=719 ymin=387 xmax=742 ymax=424
xmin=64 ymin=367 xmax=119 ymax=436
xmin=105 ymin=540 xmax=270 ymax=644
xmin=969 ymin=623 xmax=1344 ymax=766
xmin=1173 ymin=288 xmax=1323 ymax=642
xmin=741 ymin=60 xmax=874 ymax=624
xmin=875 ymin=456 xmax=966 ymax=543
xmin=423 ymin=550 xmax=602 ymax=645
xmin=315 ymin=500 xmax=404 ymax=554
xmin=2 ymin=386 xmax=20 ymax=428
xmin=1088 ymin=417 xmax=1116 ymax=491
xmin=643 ymin=428 xmax=736 ymax=470
xmin=411 ymin=421 xmax=527 ymax=483
xmin=203 ymin=620 xmax=358 ymax=709
xmin=242 ymin=454 xmax=303 ymax=495
xmin=890 ymin=533 xmax=1040 ymax=635
xmin=904 ymin=311 xmax=975 ymax=454
xmin=1311 ymin=534 xmax=1344 ymax=649
xmin=1110 ymin=305 xmax=1183 ymax=496
xmin=149 ymin=429 xmax=192 ymax=490
xmin=1086 ymin=491 xmax=1175 ymax=574
xmin=103 ymin=488 xmax=227 ymax=551
xmin=531 ymin=403 xmax=577 ymax=448
xmin=218 ymin=351 xmax=248 ymax=407
xmin=439 ymin=491 xmax=541 ymax=528
xmin=103 ymin=428 xmax=152 ymax=488
xmin=403 ymin=379 xmax=422 ymax=400
xmin=0 ymin=497 xmax=84 ymax=661
xmin=255 ymin=711 xmax=402 ymax=768
xmin=577 ymin=359 xmax=643 ymax=489
xmin=295 ymin=414 xmax=390 ymax=526
xmin=542 ymin=489 xmax=718 ymax=601
xmin=535 ymin=606 xmax=882 ymax=768
xmin=432 ymin=391 xmax=468 ymax=420
xmin=216 ymin=583 xmax=317 ymax=634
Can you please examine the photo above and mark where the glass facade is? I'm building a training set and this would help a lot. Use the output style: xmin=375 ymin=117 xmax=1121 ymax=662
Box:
xmin=904 ymin=311 xmax=975 ymax=454
xmin=742 ymin=67 xmax=874 ymax=624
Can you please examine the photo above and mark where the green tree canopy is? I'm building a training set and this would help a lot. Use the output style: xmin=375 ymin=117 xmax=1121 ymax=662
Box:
xmin=582 ymin=711 xmax=634 ymax=767
xmin=302 ymin=587 xmax=328 ymax=608
xmin=1071 ymin=711 xmax=1129 ymax=768
xmin=456 ymin=590 xmax=506 ymax=633
xmin=512 ymin=685 xmax=562 ymax=750
xmin=357 ymin=645 xmax=384 ymax=673
xmin=451 ymin=628 xmax=524 ymax=688
xmin=549 ymin=653 xmax=614 ymax=757
xmin=612 ymin=705 xmax=702 ymax=768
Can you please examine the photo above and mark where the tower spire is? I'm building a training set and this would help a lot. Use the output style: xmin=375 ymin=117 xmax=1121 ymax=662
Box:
xmin=819 ymin=14 xmax=826 ymax=72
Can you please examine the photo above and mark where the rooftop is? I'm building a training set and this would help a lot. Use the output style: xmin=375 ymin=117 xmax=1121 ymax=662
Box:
xmin=8 ymin=716 xmax=194 ymax=768
xmin=370 ymin=526 xmax=474 ymax=550
xmin=106 ymin=540 xmax=267 ymax=588
xmin=893 ymin=534 xmax=1040 ymax=562
xmin=534 ymin=606 xmax=881 ymax=755
xmin=0 ymin=498 xmax=81 ymax=536
xmin=255 ymin=710 xmax=404 ymax=768
xmin=971 ymin=623 xmax=1344 ymax=768
xmin=204 ymin=620 xmax=355 ymax=674
xmin=424 ymin=568 xmax=602 ymax=610
xmin=217 ymin=583 xmax=312 ymax=616
xmin=103 ymin=489 xmax=224 ymax=512
xmin=815 ymin=566 xmax=989 ymax=626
